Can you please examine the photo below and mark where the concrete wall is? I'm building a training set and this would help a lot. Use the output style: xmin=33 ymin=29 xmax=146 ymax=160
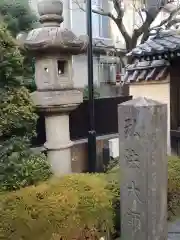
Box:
xmin=129 ymin=77 xmax=171 ymax=153
xmin=33 ymin=134 xmax=116 ymax=173
xmin=71 ymin=135 xmax=116 ymax=173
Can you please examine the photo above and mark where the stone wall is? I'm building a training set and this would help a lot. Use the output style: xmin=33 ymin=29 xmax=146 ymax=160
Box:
xmin=71 ymin=135 xmax=115 ymax=173
xmin=33 ymin=134 xmax=117 ymax=173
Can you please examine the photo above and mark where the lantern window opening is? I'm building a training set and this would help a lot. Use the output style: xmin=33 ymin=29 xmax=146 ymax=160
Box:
xmin=57 ymin=60 xmax=66 ymax=75
xmin=44 ymin=67 xmax=49 ymax=73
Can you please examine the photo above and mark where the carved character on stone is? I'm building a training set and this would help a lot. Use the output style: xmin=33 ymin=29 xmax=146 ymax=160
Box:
xmin=124 ymin=117 xmax=140 ymax=138
xmin=125 ymin=148 xmax=140 ymax=168
xmin=127 ymin=209 xmax=141 ymax=233
xmin=119 ymin=98 xmax=167 ymax=240
xmin=128 ymin=181 xmax=142 ymax=203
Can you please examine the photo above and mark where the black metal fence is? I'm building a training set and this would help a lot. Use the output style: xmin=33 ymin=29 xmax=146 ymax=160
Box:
xmin=32 ymin=96 xmax=132 ymax=146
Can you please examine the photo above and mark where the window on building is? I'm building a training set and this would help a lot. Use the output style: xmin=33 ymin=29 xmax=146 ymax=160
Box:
xmin=97 ymin=54 xmax=123 ymax=84
xmin=99 ymin=63 xmax=117 ymax=84
xmin=99 ymin=0 xmax=110 ymax=38
xmin=92 ymin=0 xmax=110 ymax=39
xmin=92 ymin=3 xmax=100 ymax=38
xmin=100 ymin=16 xmax=109 ymax=38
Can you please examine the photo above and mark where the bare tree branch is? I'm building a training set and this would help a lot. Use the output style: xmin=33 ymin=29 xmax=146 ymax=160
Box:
xmin=131 ymin=2 xmax=144 ymax=25
xmin=130 ymin=9 xmax=155 ymax=48
xmin=150 ymin=5 xmax=180 ymax=31
xmin=166 ymin=17 xmax=180 ymax=28
xmin=112 ymin=0 xmax=124 ymax=18
xmin=73 ymin=0 xmax=116 ymax=21
xmin=132 ymin=1 xmax=180 ymax=46
xmin=73 ymin=0 xmax=180 ymax=56
xmin=114 ymin=18 xmax=132 ymax=48
xmin=73 ymin=0 xmax=131 ymax=50
xmin=110 ymin=0 xmax=132 ymax=49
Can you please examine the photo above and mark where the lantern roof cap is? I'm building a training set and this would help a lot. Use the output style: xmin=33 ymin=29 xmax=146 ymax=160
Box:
xmin=17 ymin=0 xmax=88 ymax=54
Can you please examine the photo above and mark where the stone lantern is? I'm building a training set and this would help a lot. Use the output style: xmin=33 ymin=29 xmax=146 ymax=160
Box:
xmin=18 ymin=0 xmax=88 ymax=176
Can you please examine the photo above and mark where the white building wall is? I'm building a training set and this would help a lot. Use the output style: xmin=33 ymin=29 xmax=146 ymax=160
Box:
xmin=61 ymin=0 xmax=72 ymax=29
xmin=73 ymin=55 xmax=99 ymax=88
xmin=71 ymin=1 xmax=86 ymax=35
xmin=130 ymin=79 xmax=171 ymax=154
xmin=109 ymin=78 xmax=171 ymax=158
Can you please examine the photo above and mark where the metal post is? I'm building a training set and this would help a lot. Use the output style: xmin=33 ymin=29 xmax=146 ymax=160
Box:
xmin=86 ymin=0 xmax=97 ymax=172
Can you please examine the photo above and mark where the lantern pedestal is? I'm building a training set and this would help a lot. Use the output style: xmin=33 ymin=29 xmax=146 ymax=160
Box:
xmin=44 ymin=114 xmax=73 ymax=175
xmin=31 ymin=88 xmax=83 ymax=175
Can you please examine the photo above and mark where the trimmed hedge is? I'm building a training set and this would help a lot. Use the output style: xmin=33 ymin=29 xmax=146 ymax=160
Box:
xmin=0 ymin=174 xmax=114 ymax=240
xmin=168 ymin=155 xmax=180 ymax=218
xmin=1 ymin=156 xmax=179 ymax=239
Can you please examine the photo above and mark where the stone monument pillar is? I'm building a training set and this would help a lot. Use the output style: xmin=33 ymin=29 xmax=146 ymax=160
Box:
xmin=18 ymin=0 xmax=88 ymax=176
xmin=118 ymin=97 xmax=167 ymax=240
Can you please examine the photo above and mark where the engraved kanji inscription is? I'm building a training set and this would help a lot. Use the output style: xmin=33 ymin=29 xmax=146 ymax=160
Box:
xmin=152 ymin=212 xmax=157 ymax=236
xmin=151 ymin=133 xmax=157 ymax=165
xmin=128 ymin=181 xmax=142 ymax=203
xmin=127 ymin=209 xmax=141 ymax=233
xmin=119 ymin=98 xmax=167 ymax=239
xmin=152 ymin=172 xmax=157 ymax=188
xmin=125 ymin=149 xmax=140 ymax=168
xmin=124 ymin=118 xmax=140 ymax=138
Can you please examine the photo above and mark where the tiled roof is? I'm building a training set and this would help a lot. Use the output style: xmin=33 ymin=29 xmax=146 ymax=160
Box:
xmin=127 ymin=30 xmax=180 ymax=58
xmin=124 ymin=59 xmax=169 ymax=83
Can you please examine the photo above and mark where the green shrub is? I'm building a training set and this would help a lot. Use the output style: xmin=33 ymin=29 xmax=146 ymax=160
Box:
xmin=168 ymin=155 xmax=180 ymax=218
xmin=0 ymin=22 xmax=37 ymax=139
xmin=0 ymin=22 xmax=51 ymax=192
xmin=0 ymin=174 xmax=114 ymax=240
xmin=83 ymin=85 xmax=100 ymax=100
xmin=105 ymin=164 xmax=120 ymax=237
xmin=0 ymin=138 xmax=51 ymax=192
xmin=0 ymin=0 xmax=37 ymax=37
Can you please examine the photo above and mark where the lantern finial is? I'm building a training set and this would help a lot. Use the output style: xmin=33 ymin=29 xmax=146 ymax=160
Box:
xmin=37 ymin=0 xmax=64 ymax=26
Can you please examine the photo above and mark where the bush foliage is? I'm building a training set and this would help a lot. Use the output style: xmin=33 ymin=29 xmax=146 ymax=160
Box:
xmin=0 ymin=156 xmax=180 ymax=239
xmin=0 ymin=0 xmax=38 ymax=90
xmin=0 ymin=138 xmax=51 ymax=192
xmin=0 ymin=23 xmax=50 ymax=191
xmin=0 ymin=0 xmax=37 ymax=37
xmin=168 ymin=155 xmax=180 ymax=218
xmin=0 ymin=22 xmax=37 ymax=138
xmin=0 ymin=174 xmax=114 ymax=240
xmin=83 ymin=85 xmax=100 ymax=100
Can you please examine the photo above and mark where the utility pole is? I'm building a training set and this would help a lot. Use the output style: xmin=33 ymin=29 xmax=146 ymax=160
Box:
xmin=86 ymin=0 xmax=97 ymax=172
